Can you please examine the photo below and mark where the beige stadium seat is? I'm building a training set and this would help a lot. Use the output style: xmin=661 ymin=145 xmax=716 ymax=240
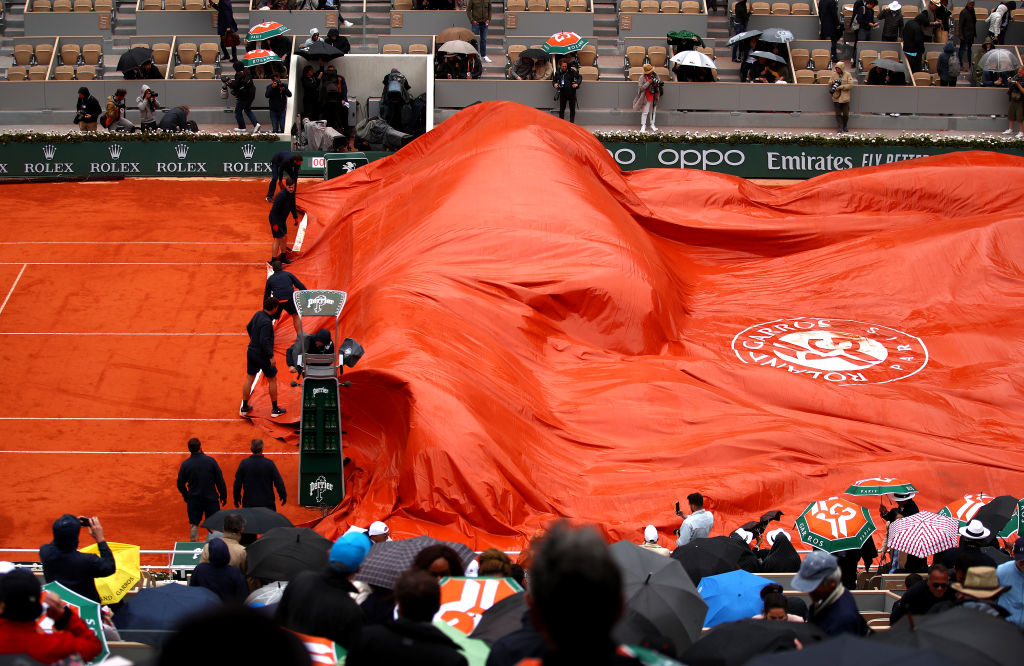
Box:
xmin=73 ymin=0 xmax=92 ymax=10
xmin=1012 ymin=8 xmax=1024 ymax=19
xmin=647 ymin=45 xmax=667 ymax=67
xmin=816 ymin=69 xmax=836 ymax=83
xmin=791 ymin=1 xmax=809 ymax=12
xmin=29 ymin=65 xmax=49 ymax=80
xmin=152 ymin=43 xmax=172 ymax=65
xmin=578 ymin=43 xmax=598 ymax=66
xmin=177 ymin=42 xmax=198 ymax=65
xmin=94 ymin=0 xmax=112 ymax=10
xmin=529 ymin=43 xmax=545 ymax=50
xmin=131 ymin=42 xmax=151 ymax=50
xmin=165 ymin=0 xmax=184 ymax=8
xmin=625 ymin=45 xmax=646 ymax=68
xmin=506 ymin=0 xmax=526 ymax=9
xmin=751 ymin=1 xmax=770 ymax=13
xmin=925 ymin=51 xmax=939 ymax=73
xmin=795 ymin=68 xmax=815 ymax=84
xmin=661 ymin=0 xmax=679 ymax=10
xmin=185 ymin=0 xmax=206 ymax=8
xmin=381 ymin=43 xmax=402 ymax=54
xmin=640 ymin=0 xmax=659 ymax=12
xmin=76 ymin=64 xmax=96 ymax=80
xmin=811 ymin=48 xmax=830 ymax=70
xmin=771 ymin=2 xmax=789 ymax=13
xmin=858 ymin=49 xmax=878 ymax=71
xmin=52 ymin=0 xmax=72 ymax=10
xmin=14 ymin=44 xmax=35 ymax=66
xmin=60 ymin=44 xmax=82 ymax=66
xmin=394 ymin=0 xmax=413 ymax=7
xmin=198 ymin=43 xmax=219 ymax=64
xmin=53 ymin=64 xmax=75 ymax=80
xmin=549 ymin=0 xmax=567 ymax=10
xmin=912 ymin=70 xmax=930 ymax=85
xmin=680 ymin=0 xmax=699 ymax=11
xmin=568 ymin=0 xmax=587 ymax=10
xmin=408 ymin=43 xmax=429 ymax=54
xmin=507 ymin=44 xmax=526 ymax=62
xmin=173 ymin=64 xmax=194 ymax=79
xmin=653 ymin=65 xmax=670 ymax=78
xmin=627 ymin=65 xmax=643 ymax=80
xmin=82 ymin=43 xmax=102 ymax=65
xmin=32 ymin=0 xmax=52 ymax=10
xmin=7 ymin=66 xmax=28 ymax=81
xmin=580 ymin=65 xmax=599 ymax=80
xmin=975 ymin=7 xmax=989 ymax=20
xmin=140 ymin=0 xmax=160 ymax=7
xmin=621 ymin=0 xmax=640 ymax=11
xmin=880 ymin=50 xmax=900 ymax=62
xmin=36 ymin=44 xmax=55 ymax=65
xmin=791 ymin=48 xmax=809 ymax=70
xmin=698 ymin=45 xmax=716 ymax=59
xmin=195 ymin=64 xmax=216 ymax=79
xmin=527 ymin=0 xmax=546 ymax=9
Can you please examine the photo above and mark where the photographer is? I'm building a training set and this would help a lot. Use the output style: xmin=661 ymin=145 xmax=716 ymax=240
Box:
xmin=265 ymin=73 xmax=292 ymax=134
xmin=830 ymin=60 xmax=855 ymax=133
xmin=102 ymin=88 xmax=136 ymax=133
xmin=74 ymin=86 xmax=101 ymax=132
xmin=632 ymin=63 xmax=662 ymax=132
xmin=158 ymin=105 xmax=191 ymax=132
xmin=38 ymin=514 xmax=116 ymax=603
xmin=380 ymin=68 xmax=411 ymax=131
xmin=137 ymin=84 xmax=161 ymax=132
xmin=553 ymin=58 xmax=582 ymax=124
xmin=225 ymin=61 xmax=260 ymax=133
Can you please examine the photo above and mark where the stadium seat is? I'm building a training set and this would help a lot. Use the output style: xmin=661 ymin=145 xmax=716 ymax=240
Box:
xmin=811 ymin=48 xmax=830 ymax=70
xmin=975 ymin=7 xmax=988 ymax=20
xmin=640 ymin=0 xmax=659 ymax=12
xmin=53 ymin=65 xmax=75 ymax=80
xmin=82 ymin=44 xmax=103 ymax=66
xmin=173 ymin=64 xmax=194 ymax=79
xmin=791 ymin=48 xmax=809 ymax=70
xmin=35 ymin=44 xmax=55 ymax=65
xmin=77 ymin=65 xmax=96 ymax=80
xmin=131 ymin=43 xmax=151 ymax=50
xmin=912 ymin=71 xmax=931 ymax=86
xmin=627 ymin=65 xmax=644 ymax=80
xmin=527 ymin=0 xmax=546 ymax=10
xmin=408 ymin=43 xmax=429 ymax=54
xmin=151 ymin=44 xmax=171 ymax=66
xmin=94 ymin=0 xmax=112 ymax=10
xmin=859 ymin=49 xmax=878 ymax=71
xmin=7 ymin=66 xmax=28 ymax=81
xmin=795 ymin=69 xmax=815 ymax=84
xmin=195 ymin=64 xmax=216 ymax=79
xmin=507 ymin=0 xmax=526 ymax=10
xmin=141 ymin=0 xmax=160 ymax=9
xmin=394 ymin=0 xmax=413 ymax=7
xmin=1013 ymin=8 xmax=1024 ymax=20
xmin=625 ymin=45 xmax=646 ymax=68
xmin=791 ymin=1 xmax=809 ymax=12
xmin=165 ymin=0 xmax=184 ymax=8
xmin=185 ymin=0 xmax=206 ymax=8
xmin=816 ymin=70 xmax=837 ymax=83
xmin=647 ymin=45 xmax=667 ymax=67
xmin=620 ymin=0 xmax=640 ymax=11
xmin=568 ymin=0 xmax=587 ymax=10
xmin=381 ymin=44 xmax=402 ymax=54
xmin=751 ymin=1 xmax=769 ymax=14
xmin=680 ymin=0 xmax=699 ymax=11
xmin=661 ymin=0 xmax=679 ymax=11
xmin=73 ymin=0 xmax=92 ymax=10
xmin=925 ymin=51 xmax=939 ymax=73
xmin=177 ymin=42 xmax=198 ymax=65
xmin=653 ymin=66 xmax=670 ymax=79
xmin=29 ymin=65 xmax=49 ymax=80
xmin=32 ymin=0 xmax=52 ymax=10
xmin=60 ymin=44 xmax=82 ymax=67
xmin=880 ymin=50 xmax=899 ymax=62
xmin=507 ymin=44 xmax=526 ymax=63
xmin=52 ymin=0 xmax=72 ymax=10
xmin=198 ymin=43 xmax=219 ymax=64
xmin=578 ymin=44 xmax=598 ymax=66
xmin=580 ymin=65 xmax=599 ymax=80
xmin=698 ymin=46 xmax=716 ymax=60
xmin=549 ymin=0 xmax=567 ymax=10
xmin=771 ymin=2 xmax=789 ymax=13
xmin=13 ymin=44 xmax=35 ymax=66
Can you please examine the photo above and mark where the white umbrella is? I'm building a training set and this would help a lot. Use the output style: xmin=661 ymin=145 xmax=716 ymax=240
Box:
xmin=979 ymin=49 xmax=1019 ymax=72
xmin=439 ymin=39 xmax=479 ymax=56
xmin=669 ymin=50 xmax=717 ymax=70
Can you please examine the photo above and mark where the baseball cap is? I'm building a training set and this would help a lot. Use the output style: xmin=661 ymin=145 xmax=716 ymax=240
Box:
xmin=643 ymin=525 xmax=659 ymax=543
xmin=368 ymin=521 xmax=389 ymax=537
xmin=1013 ymin=539 xmax=1024 ymax=562
xmin=791 ymin=550 xmax=839 ymax=593
xmin=329 ymin=532 xmax=372 ymax=573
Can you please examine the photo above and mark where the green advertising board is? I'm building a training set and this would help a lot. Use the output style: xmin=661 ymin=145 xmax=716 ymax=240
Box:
xmin=40 ymin=581 xmax=109 ymax=664
xmin=299 ymin=377 xmax=344 ymax=507
xmin=170 ymin=541 xmax=206 ymax=570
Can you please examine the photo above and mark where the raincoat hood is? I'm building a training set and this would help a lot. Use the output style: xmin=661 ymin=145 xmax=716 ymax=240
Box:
xmin=52 ymin=514 xmax=81 ymax=551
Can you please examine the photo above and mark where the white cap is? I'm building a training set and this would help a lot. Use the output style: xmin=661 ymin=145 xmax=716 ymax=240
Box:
xmin=888 ymin=1 xmax=900 ymax=9
xmin=644 ymin=525 xmax=659 ymax=543
xmin=465 ymin=560 xmax=479 ymax=577
xmin=368 ymin=521 xmax=389 ymax=537
xmin=765 ymin=528 xmax=790 ymax=547
xmin=310 ymin=28 xmax=320 ymax=35
xmin=0 ymin=561 xmax=15 ymax=574
xmin=734 ymin=528 xmax=754 ymax=545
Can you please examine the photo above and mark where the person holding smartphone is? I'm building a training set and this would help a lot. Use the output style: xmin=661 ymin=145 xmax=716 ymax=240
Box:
xmin=38 ymin=514 xmax=115 ymax=603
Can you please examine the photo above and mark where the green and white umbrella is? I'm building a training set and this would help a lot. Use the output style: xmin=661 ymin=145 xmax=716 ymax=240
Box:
xmin=542 ymin=31 xmax=588 ymax=55
xmin=844 ymin=477 xmax=918 ymax=497
xmin=247 ymin=21 xmax=289 ymax=42
xmin=242 ymin=49 xmax=283 ymax=67
xmin=39 ymin=581 xmax=109 ymax=664
xmin=938 ymin=493 xmax=1020 ymax=539
xmin=796 ymin=496 xmax=876 ymax=553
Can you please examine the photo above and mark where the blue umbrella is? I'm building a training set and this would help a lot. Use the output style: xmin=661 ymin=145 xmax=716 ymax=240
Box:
xmin=112 ymin=584 xmax=222 ymax=646
xmin=697 ymin=569 xmax=769 ymax=628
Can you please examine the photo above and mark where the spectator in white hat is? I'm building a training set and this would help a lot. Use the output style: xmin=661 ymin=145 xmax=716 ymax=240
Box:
xmin=933 ymin=519 xmax=997 ymax=570
xmin=879 ymin=0 xmax=904 ymax=42
xmin=640 ymin=525 xmax=670 ymax=556
xmin=368 ymin=521 xmax=391 ymax=544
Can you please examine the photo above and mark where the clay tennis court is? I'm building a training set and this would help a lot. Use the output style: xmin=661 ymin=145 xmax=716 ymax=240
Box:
xmin=0 ymin=178 xmax=316 ymax=556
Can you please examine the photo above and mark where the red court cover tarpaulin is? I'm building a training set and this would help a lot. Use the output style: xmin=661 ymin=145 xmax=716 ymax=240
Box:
xmin=251 ymin=101 xmax=1024 ymax=550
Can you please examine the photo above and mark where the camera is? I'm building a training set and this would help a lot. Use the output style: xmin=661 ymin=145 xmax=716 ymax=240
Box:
xmin=78 ymin=516 xmax=91 ymax=527
xmin=150 ymin=90 xmax=158 ymax=98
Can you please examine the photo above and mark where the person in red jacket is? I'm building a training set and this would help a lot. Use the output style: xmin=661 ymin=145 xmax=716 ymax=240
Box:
xmin=0 ymin=568 xmax=103 ymax=663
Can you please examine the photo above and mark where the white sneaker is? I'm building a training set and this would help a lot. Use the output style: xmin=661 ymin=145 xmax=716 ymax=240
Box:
xmin=640 ymin=125 xmax=646 ymax=132
xmin=343 ymin=20 xmax=354 ymax=27
xmin=1018 ymin=131 xmax=1024 ymax=138
xmin=1003 ymin=128 xmax=1014 ymax=134
xmin=650 ymin=124 xmax=658 ymax=131
xmin=483 ymin=56 xmax=492 ymax=63
xmin=251 ymin=123 xmax=261 ymax=134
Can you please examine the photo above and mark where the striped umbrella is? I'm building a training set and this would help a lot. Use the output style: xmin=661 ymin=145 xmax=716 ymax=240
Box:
xmin=938 ymin=493 xmax=1019 ymax=539
xmin=888 ymin=511 xmax=959 ymax=558
xmin=242 ymin=49 xmax=283 ymax=67
xmin=247 ymin=21 xmax=289 ymax=42
xmin=795 ymin=497 xmax=876 ymax=553
xmin=844 ymin=477 xmax=918 ymax=497
xmin=542 ymin=31 xmax=588 ymax=55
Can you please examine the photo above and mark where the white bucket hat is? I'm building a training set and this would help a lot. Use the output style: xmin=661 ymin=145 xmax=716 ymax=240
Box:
xmin=765 ymin=528 xmax=790 ymax=548
xmin=888 ymin=0 xmax=901 ymax=8
xmin=959 ymin=519 xmax=992 ymax=541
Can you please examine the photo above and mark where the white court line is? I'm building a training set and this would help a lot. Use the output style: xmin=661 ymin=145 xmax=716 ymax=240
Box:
xmin=0 ymin=262 xmax=264 ymax=266
xmin=0 ymin=241 xmax=264 ymax=246
xmin=0 ymin=264 xmax=27 ymax=317
xmin=0 ymin=332 xmax=245 ymax=336
xmin=0 ymin=449 xmax=298 ymax=455
xmin=0 ymin=417 xmax=241 ymax=422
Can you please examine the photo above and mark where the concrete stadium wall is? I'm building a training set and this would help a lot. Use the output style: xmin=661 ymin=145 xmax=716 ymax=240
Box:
xmin=136 ymin=9 xmax=217 ymax=36
xmin=504 ymin=12 xmax=594 ymax=37
xmin=24 ymin=11 xmax=113 ymax=39
xmin=618 ymin=14 xmax=707 ymax=38
xmin=390 ymin=10 xmax=471 ymax=35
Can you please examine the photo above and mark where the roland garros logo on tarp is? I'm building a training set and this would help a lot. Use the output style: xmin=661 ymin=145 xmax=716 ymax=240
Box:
xmin=731 ymin=317 xmax=928 ymax=386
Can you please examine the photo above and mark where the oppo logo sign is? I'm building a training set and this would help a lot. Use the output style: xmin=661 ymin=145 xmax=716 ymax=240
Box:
xmin=657 ymin=148 xmax=746 ymax=170
xmin=606 ymin=148 xmax=637 ymax=167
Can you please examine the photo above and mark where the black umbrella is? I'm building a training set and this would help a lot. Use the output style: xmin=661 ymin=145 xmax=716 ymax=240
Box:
xmin=468 ymin=590 xmax=528 ymax=646
xmin=117 ymin=46 xmax=154 ymax=72
xmin=201 ymin=507 xmax=293 ymax=534
xmin=295 ymin=40 xmax=345 ymax=61
xmin=520 ymin=48 xmax=549 ymax=61
xmin=609 ymin=541 xmax=707 ymax=657
xmin=681 ymin=618 xmax=827 ymax=666
xmin=112 ymin=584 xmax=221 ymax=646
xmin=749 ymin=50 xmax=787 ymax=64
xmin=982 ymin=545 xmax=1012 ymax=564
xmin=246 ymin=527 xmax=332 ymax=582
xmin=974 ymin=495 xmax=1018 ymax=537
xmin=871 ymin=58 xmax=906 ymax=72
xmin=757 ymin=533 xmax=801 ymax=573
xmin=747 ymin=633 xmax=959 ymax=666
xmin=671 ymin=536 xmax=760 ymax=585
xmin=873 ymin=606 xmax=1024 ymax=666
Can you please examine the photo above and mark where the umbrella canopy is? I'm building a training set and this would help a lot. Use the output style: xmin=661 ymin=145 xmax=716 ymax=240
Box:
xmin=242 ymin=49 xmax=283 ymax=67
xmin=354 ymin=535 xmax=476 ymax=590
xmin=749 ymin=50 xmax=787 ymax=64
xmin=760 ymin=27 xmax=795 ymax=43
xmin=979 ymin=48 xmax=1019 ymax=71
xmin=202 ymin=507 xmax=293 ymax=534
xmin=671 ymin=536 xmax=760 ymax=586
xmin=939 ymin=493 xmax=1019 ymax=538
xmin=542 ymin=31 xmax=588 ymax=54
xmin=245 ymin=527 xmax=332 ymax=582
xmin=116 ymin=46 xmax=153 ymax=72
xmin=468 ymin=590 xmax=527 ymax=646
xmin=439 ymin=39 xmax=480 ymax=56
xmin=79 ymin=542 xmax=141 ymax=605
xmin=438 ymin=26 xmax=475 ymax=43
xmin=610 ymin=541 xmax=707 ymax=657
xmin=436 ymin=621 xmax=492 ymax=666
xmin=437 ymin=576 xmax=522 ymax=635
xmin=40 ymin=581 xmax=109 ymax=664
xmin=697 ymin=569 xmax=770 ymax=628
xmin=245 ymin=580 xmax=288 ymax=608
xmin=748 ymin=633 xmax=959 ymax=666
xmin=726 ymin=29 xmax=763 ymax=45
xmin=296 ymin=41 xmax=345 ymax=61
xmin=112 ymin=583 xmax=221 ymax=646
xmin=247 ymin=21 xmax=289 ymax=42
xmin=758 ymin=532 xmax=801 ymax=573
xmin=669 ymin=50 xmax=717 ymax=69
xmin=845 ymin=477 xmax=917 ymax=496
xmin=871 ymin=59 xmax=906 ymax=72
xmin=681 ymin=619 xmax=827 ymax=666
xmin=520 ymin=47 xmax=550 ymax=60
xmin=796 ymin=497 xmax=875 ymax=553
xmin=887 ymin=511 xmax=959 ymax=558
xmin=668 ymin=29 xmax=705 ymax=46
xmin=873 ymin=606 xmax=1024 ymax=666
